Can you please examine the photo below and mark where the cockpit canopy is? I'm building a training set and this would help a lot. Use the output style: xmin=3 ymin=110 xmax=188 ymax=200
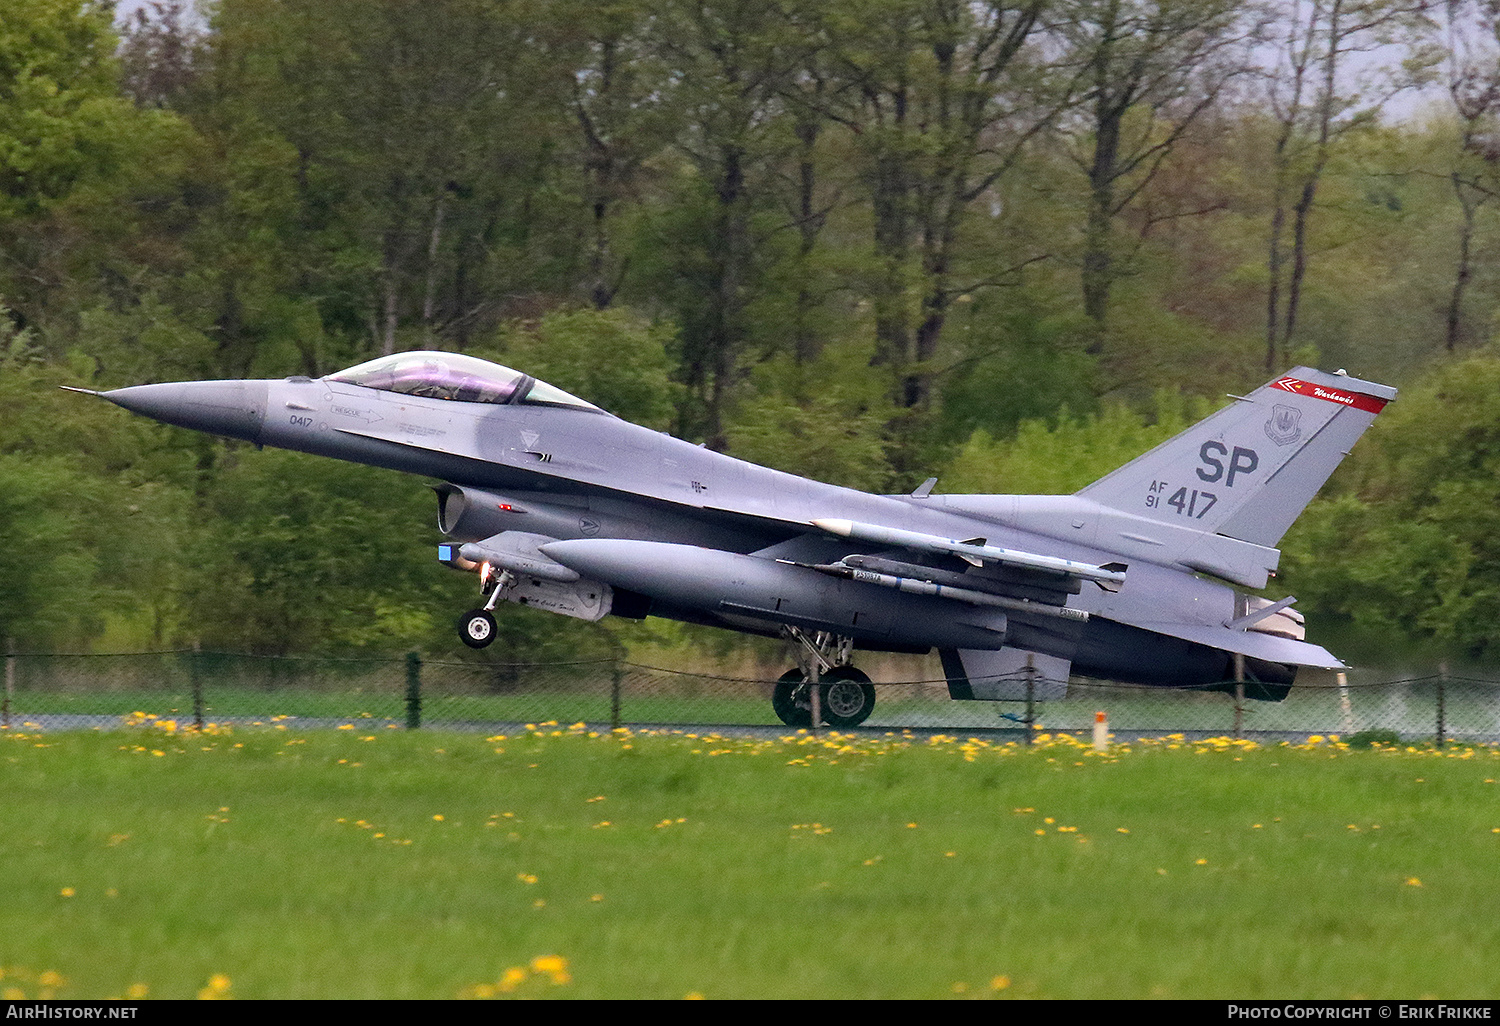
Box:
xmin=327 ymin=351 xmax=604 ymax=413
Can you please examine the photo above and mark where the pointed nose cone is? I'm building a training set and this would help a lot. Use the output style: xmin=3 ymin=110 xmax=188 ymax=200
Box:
xmin=101 ymin=380 xmax=268 ymax=443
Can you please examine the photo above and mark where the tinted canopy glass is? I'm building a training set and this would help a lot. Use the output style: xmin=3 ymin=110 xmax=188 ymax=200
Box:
xmin=327 ymin=352 xmax=602 ymax=412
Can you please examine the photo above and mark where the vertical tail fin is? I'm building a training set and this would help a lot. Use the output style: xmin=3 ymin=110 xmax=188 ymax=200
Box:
xmin=1077 ymin=368 xmax=1395 ymax=548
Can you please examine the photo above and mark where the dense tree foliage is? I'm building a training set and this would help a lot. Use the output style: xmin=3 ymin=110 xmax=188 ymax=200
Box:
xmin=3 ymin=0 xmax=1500 ymax=662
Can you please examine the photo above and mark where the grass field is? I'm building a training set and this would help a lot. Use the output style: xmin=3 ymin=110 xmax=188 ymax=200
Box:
xmin=3 ymin=721 xmax=1499 ymax=1000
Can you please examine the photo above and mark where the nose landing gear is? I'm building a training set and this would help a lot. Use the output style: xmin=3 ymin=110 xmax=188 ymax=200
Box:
xmin=458 ymin=565 xmax=512 ymax=649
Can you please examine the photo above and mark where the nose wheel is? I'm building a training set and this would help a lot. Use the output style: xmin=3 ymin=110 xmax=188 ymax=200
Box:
xmin=459 ymin=609 xmax=497 ymax=648
xmin=457 ymin=566 xmax=512 ymax=648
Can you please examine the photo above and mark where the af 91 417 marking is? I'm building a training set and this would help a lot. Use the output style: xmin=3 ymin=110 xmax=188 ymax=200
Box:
xmin=1145 ymin=480 xmax=1218 ymax=519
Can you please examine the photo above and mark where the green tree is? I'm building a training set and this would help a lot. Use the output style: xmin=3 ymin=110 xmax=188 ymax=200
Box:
xmin=560 ymin=0 xmax=676 ymax=310
xmin=0 ymin=453 xmax=102 ymax=647
xmin=491 ymin=307 xmax=682 ymax=430
xmin=0 ymin=324 xmax=201 ymax=648
xmin=0 ymin=0 xmax=125 ymax=219
xmin=0 ymin=0 xmax=196 ymax=362
xmin=1055 ymin=0 xmax=1248 ymax=349
xmin=815 ymin=0 xmax=1062 ymax=483
xmin=724 ymin=344 xmax=896 ymax=490
xmin=1259 ymin=0 xmax=1439 ymax=371
xmin=941 ymin=388 xmax=1218 ymax=494
xmin=644 ymin=0 xmax=804 ymax=448
xmin=1280 ymin=355 xmax=1500 ymax=656
xmin=197 ymin=0 xmax=579 ymax=367
xmin=179 ymin=449 xmax=456 ymax=654
xmin=1438 ymin=0 xmax=1500 ymax=352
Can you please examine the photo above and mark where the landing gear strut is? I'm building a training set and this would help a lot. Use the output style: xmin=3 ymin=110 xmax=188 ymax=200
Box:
xmin=772 ymin=627 xmax=876 ymax=728
xmin=458 ymin=566 xmax=512 ymax=649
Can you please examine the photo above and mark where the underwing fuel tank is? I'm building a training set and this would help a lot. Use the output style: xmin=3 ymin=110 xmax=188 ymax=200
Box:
xmin=539 ymin=538 xmax=1009 ymax=651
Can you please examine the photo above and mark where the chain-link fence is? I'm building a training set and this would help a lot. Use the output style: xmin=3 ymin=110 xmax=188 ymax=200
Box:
xmin=4 ymin=649 xmax=1498 ymax=744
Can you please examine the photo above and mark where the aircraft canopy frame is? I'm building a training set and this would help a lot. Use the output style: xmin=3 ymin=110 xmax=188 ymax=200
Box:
xmin=327 ymin=351 xmax=604 ymax=413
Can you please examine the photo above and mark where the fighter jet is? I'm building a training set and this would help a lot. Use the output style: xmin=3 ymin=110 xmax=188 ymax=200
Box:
xmin=75 ymin=353 xmax=1395 ymax=727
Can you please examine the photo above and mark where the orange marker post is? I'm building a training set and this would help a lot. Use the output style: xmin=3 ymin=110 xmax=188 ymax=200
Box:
xmin=1092 ymin=710 xmax=1108 ymax=752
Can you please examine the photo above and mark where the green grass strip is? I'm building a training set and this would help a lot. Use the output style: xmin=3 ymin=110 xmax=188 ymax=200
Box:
xmin=3 ymin=724 xmax=1498 ymax=999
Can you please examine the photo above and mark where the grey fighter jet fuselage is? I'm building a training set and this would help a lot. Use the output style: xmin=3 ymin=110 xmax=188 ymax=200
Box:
xmin=82 ymin=353 xmax=1396 ymax=727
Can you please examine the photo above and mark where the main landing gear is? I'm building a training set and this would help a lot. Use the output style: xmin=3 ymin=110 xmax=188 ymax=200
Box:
xmin=459 ymin=567 xmax=513 ymax=649
xmin=773 ymin=627 xmax=876 ymax=729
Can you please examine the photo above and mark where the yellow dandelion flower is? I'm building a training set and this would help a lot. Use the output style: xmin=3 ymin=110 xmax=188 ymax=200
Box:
xmin=990 ymin=975 xmax=1011 ymax=991
xmin=125 ymin=984 xmax=149 ymax=999
xmin=59 ymin=887 xmax=75 ymax=898
xmin=37 ymin=972 xmax=64 ymax=988
xmin=196 ymin=973 xmax=232 ymax=1000
xmin=498 ymin=967 xmax=527 ymax=992
xmin=530 ymin=955 xmax=570 ymax=984
xmin=1406 ymin=877 xmax=1422 ymax=887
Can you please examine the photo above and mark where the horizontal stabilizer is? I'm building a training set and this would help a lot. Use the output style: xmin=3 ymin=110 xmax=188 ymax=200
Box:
xmin=1102 ymin=612 xmax=1344 ymax=669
